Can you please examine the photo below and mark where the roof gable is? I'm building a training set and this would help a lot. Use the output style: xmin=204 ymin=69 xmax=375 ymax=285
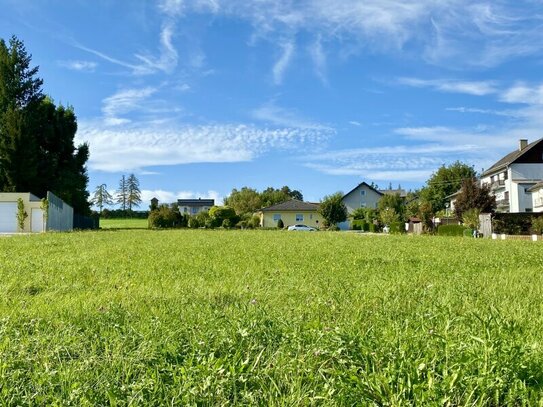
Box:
xmin=483 ymin=138 xmax=543 ymax=176
xmin=343 ymin=182 xmax=384 ymax=200
xmin=260 ymin=199 xmax=319 ymax=212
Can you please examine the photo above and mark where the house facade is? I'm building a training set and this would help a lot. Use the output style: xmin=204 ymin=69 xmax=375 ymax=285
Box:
xmin=339 ymin=182 xmax=384 ymax=230
xmin=481 ymin=138 xmax=543 ymax=213
xmin=0 ymin=191 xmax=73 ymax=233
xmin=528 ymin=182 xmax=543 ymax=212
xmin=259 ymin=199 xmax=322 ymax=228
xmin=178 ymin=198 xmax=214 ymax=215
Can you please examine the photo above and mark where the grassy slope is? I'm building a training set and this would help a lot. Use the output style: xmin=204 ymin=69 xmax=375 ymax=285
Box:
xmin=0 ymin=230 xmax=542 ymax=405
xmin=99 ymin=218 xmax=148 ymax=229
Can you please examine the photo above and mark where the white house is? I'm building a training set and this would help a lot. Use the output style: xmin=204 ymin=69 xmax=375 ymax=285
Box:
xmin=481 ymin=138 xmax=543 ymax=213
xmin=528 ymin=182 xmax=543 ymax=212
xmin=177 ymin=198 xmax=214 ymax=215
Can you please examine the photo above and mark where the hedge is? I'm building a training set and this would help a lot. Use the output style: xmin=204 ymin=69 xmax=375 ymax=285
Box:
xmin=437 ymin=224 xmax=468 ymax=236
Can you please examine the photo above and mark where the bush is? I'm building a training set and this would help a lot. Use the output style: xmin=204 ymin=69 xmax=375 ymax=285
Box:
xmin=389 ymin=221 xmax=403 ymax=234
xmin=209 ymin=206 xmax=239 ymax=228
xmin=437 ymin=224 xmax=468 ymax=236
xmin=328 ymin=225 xmax=340 ymax=231
xmin=492 ymin=213 xmax=543 ymax=235
xmin=531 ymin=216 xmax=543 ymax=234
xmin=351 ymin=220 xmax=369 ymax=231
xmin=222 ymin=219 xmax=232 ymax=229
xmin=368 ymin=222 xmax=377 ymax=233
xmin=188 ymin=217 xmax=200 ymax=229
xmin=277 ymin=219 xmax=284 ymax=229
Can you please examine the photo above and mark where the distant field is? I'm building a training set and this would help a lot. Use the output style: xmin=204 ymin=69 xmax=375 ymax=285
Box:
xmin=100 ymin=218 xmax=148 ymax=229
xmin=1 ymin=230 xmax=542 ymax=404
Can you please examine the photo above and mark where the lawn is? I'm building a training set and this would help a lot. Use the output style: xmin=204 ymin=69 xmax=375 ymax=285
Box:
xmin=1 ymin=230 xmax=542 ymax=405
xmin=99 ymin=218 xmax=149 ymax=229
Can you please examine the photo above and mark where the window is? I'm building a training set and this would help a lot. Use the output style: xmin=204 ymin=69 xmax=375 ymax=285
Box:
xmin=360 ymin=202 xmax=367 ymax=208
xmin=296 ymin=214 xmax=304 ymax=222
xmin=273 ymin=214 xmax=281 ymax=221
xmin=191 ymin=207 xmax=198 ymax=214
xmin=360 ymin=190 xmax=366 ymax=196
xmin=183 ymin=207 xmax=188 ymax=213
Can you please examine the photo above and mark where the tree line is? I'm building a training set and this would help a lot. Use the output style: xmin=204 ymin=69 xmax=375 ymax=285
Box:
xmin=0 ymin=36 xmax=90 ymax=214
xmin=91 ymin=174 xmax=142 ymax=215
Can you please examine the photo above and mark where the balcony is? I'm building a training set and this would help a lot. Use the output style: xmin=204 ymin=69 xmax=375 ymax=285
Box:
xmin=491 ymin=180 xmax=506 ymax=190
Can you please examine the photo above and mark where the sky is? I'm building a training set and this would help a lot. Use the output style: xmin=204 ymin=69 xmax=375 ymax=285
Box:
xmin=2 ymin=0 xmax=543 ymax=206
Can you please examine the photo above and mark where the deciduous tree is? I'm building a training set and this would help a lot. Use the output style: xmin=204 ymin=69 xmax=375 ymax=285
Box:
xmin=318 ymin=192 xmax=348 ymax=227
xmin=453 ymin=177 xmax=496 ymax=219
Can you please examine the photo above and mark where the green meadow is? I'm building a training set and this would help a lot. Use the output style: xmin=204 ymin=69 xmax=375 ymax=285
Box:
xmin=1 ymin=230 xmax=542 ymax=405
xmin=99 ymin=218 xmax=149 ymax=229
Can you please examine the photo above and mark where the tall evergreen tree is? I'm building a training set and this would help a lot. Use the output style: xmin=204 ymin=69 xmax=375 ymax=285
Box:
xmin=91 ymin=184 xmax=114 ymax=214
xmin=116 ymin=175 xmax=128 ymax=211
xmin=0 ymin=36 xmax=90 ymax=214
xmin=127 ymin=173 xmax=142 ymax=210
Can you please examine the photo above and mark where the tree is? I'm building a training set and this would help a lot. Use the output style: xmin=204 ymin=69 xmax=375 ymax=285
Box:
xmin=420 ymin=161 xmax=476 ymax=214
xmin=261 ymin=186 xmax=303 ymax=207
xmin=462 ymin=208 xmax=480 ymax=230
xmin=116 ymin=175 xmax=128 ymax=211
xmin=378 ymin=193 xmax=405 ymax=221
xmin=208 ymin=206 xmax=239 ymax=228
xmin=127 ymin=173 xmax=142 ymax=210
xmin=224 ymin=187 xmax=262 ymax=215
xmin=0 ymin=37 xmax=90 ymax=214
xmin=318 ymin=192 xmax=348 ymax=227
xmin=16 ymin=197 xmax=27 ymax=231
xmin=453 ymin=178 xmax=496 ymax=219
xmin=91 ymin=184 xmax=114 ymax=214
xmin=380 ymin=207 xmax=399 ymax=226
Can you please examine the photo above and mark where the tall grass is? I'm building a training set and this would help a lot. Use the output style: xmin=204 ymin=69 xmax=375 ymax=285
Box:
xmin=0 ymin=230 xmax=542 ymax=404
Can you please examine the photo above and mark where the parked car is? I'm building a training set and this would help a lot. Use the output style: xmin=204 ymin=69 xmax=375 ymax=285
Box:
xmin=287 ymin=224 xmax=317 ymax=231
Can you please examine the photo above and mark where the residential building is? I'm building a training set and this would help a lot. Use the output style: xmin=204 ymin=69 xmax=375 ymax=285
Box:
xmin=178 ymin=198 xmax=214 ymax=215
xmin=258 ymin=199 xmax=322 ymax=228
xmin=0 ymin=191 xmax=73 ymax=233
xmin=529 ymin=182 xmax=543 ymax=213
xmin=481 ymin=138 xmax=543 ymax=213
xmin=339 ymin=182 xmax=384 ymax=229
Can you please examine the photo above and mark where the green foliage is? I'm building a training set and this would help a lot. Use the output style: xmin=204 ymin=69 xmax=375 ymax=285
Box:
xmin=493 ymin=213 xmax=542 ymax=235
xmin=0 ymin=37 xmax=90 ymax=214
xmin=531 ymin=216 xmax=543 ymax=234
xmin=351 ymin=207 xmax=377 ymax=223
xmin=116 ymin=175 xmax=128 ymax=211
xmin=127 ymin=174 xmax=142 ymax=210
xmin=454 ymin=178 xmax=496 ymax=219
xmin=319 ymin=192 xmax=348 ymax=226
xmin=91 ymin=184 xmax=113 ymax=214
xmin=351 ymin=220 xmax=369 ymax=231
xmin=462 ymin=208 xmax=481 ymax=230
xmin=2 ymin=230 xmax=542 ymax=404
xmin=148 ymin=204 xmax=187 ymax=229
xmin=389 ymin=221 xmax=403 ymax=234
xmin=420 ymin=161 xmax=476 ymax=214
xmin=208 ymin=206 xmax=239 ymax=228
xmin=378 ymin=193 xmax=405 ymax=220
xmin=16 ymin=197 xmax=27 ymax=231
xmin=224 ymin=187 xmax=262 ymax=215
xmin=277 ymin=218 xmax=284 ymax=229
xmin=379 ymin=207 xmax=399 ymax=226
xmin=437 ymin=224 xmax=468 ymax=236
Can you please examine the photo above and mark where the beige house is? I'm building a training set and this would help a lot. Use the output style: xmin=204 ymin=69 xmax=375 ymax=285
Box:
xmin=0 ymin=191 xmax=73 ymax=233
xmin=259 ymin=199 xmax=323 ymax=228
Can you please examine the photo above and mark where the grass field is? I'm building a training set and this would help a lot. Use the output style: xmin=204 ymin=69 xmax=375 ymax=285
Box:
xmin=99 ymin=218 xmax=148 ymax=229
xmin=1 ymin=230 xmax=542 ymax=405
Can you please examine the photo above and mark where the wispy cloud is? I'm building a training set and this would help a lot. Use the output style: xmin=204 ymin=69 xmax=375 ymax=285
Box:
xmin=349 ymin=121 xmax=362 ymax=127
xmin=446 ymin=106 xmax=519 ymax=117
xmin=77 ymin=121 xmax=328 ymax=172
xmin=500 ymin=82 xmax=543 ymax=105
xmin=102 ymin=87 xmax=158 ymax=126
xmin=272 ymin=40 xmax=295 ymax=85
xmin=398 ymin=77 xmax=498 ymax=96
xmin=309 ymin=36 xmax=326 ymax=84
xmin=58 ymin=60 xmax=97 ymax=72
xmin=251 ymin=101 xmax=333 ymax=131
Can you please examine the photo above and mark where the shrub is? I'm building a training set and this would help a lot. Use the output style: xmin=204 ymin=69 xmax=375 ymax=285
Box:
xmin=188 ymin=217 xmax=200 ymax=229
xmin=328 ymin=225 xmax=340 ymax=231
xmin=369 ymin=222 xmax=377 ymax=233
xmin=462 ymin=208 xmax=480 ymax=230
xmin=277 ymin=219 xmax=284 ymax=229
xmin=389 ymin=221 xmax=403 ymax=234
xmin=16 ymin=198 xmax=27 ymax=231
xmin=437 ymin=224 xmax=467 ymax=236
xmin=222 ymin=219 xmax=232 ymax=229
xmin=148 ymin=205 xmax=177 ymax=228
xmin=531 ymin=216 xmax=543 ymax=234
xmin=209 ymin=206 xmax=239 ymax=228
xmin=352 ymin=220 xmax=369 ymax=231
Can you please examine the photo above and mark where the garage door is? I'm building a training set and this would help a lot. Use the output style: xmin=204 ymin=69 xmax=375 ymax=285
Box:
xmin=0 ymin=202 xmax=18 ymax=233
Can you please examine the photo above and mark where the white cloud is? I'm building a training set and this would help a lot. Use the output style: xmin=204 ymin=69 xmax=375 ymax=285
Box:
xmin=348 ymin=121 xmax=362 ymax=126
xmin=76 ymin=121 xmax=327 ymax=172
xmin=272 ymin=40 xmax=295 ymax=85
xmin=500 ymin=82 xmax=543 ymax=105
xmin=102 ymin=87 xmax=158 ymax=126
xmin=59 ymin=60 xmax=97 ymax=72
xmin=134 ymin=21 xmax=178 ymax=74
xmin=446 ymin=107 xmax=519 ymax=117
xmin=251 ymin=102 xmax=333 ymax=131
xmin=398 ymin=78 xmax=497 ymax=96
xmin=309 ymin=36 xmax=326 ymax=83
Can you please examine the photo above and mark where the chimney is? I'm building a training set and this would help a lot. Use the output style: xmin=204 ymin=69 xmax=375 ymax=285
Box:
xmin=519 ymin=139 xmax=528 ymax=151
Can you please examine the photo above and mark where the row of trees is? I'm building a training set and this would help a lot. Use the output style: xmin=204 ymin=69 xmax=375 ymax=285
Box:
xmin=224 ymin=186 xmax=303 ymax=216
xmin=91 ymin=174 xmax=142 ymax=214
xmin=0 ymin=36 xmax=90 ymax=214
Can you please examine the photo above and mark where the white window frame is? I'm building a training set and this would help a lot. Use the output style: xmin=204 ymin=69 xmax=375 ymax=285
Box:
xmin=273 ymin=214 xmax=281 ymax=221
xmin=295 ymin=214 xmax=304 ymax=222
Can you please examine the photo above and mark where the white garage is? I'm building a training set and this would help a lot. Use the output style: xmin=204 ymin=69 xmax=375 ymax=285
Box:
xmin=0 ymin=202 xmax=17 ymax=233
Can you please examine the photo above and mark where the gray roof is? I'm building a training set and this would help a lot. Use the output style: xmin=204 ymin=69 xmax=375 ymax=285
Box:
xmin=260 ymin=199 xmax=319 ymax=212
xmin=343 ymin=182 xmax=384 ymax=199
xmin=528 ymin=182 xmax=543 ymax=192
xmin=483 ymin=138 xmax=543 ymax=176
xmin=177 ymin=199 xmax=214 ymax=207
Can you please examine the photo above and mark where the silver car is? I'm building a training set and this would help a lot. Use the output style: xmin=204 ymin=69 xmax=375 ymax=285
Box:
xmin=287 ymin=224 xmax=317 ymax=231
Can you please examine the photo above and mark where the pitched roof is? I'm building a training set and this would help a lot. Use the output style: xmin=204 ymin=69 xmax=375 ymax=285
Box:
xmin=177 ymin=198 xmax=215 ymax=206
xmin=343 ymin=182 xmax=384 ymax=199
xmin=379 ymin=188 xmax=407 ymax=198
xmin=528 ymin=181 xmax=543 ymax=192
xmin=483 ymin=138 xmax=543 ymax=176
xmin=260 ymin=199 xmax=319 ymax=212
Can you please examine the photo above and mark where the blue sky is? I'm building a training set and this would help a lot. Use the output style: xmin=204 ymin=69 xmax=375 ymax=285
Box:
xmin=2 ymin=0 xmax=543 ymax=205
